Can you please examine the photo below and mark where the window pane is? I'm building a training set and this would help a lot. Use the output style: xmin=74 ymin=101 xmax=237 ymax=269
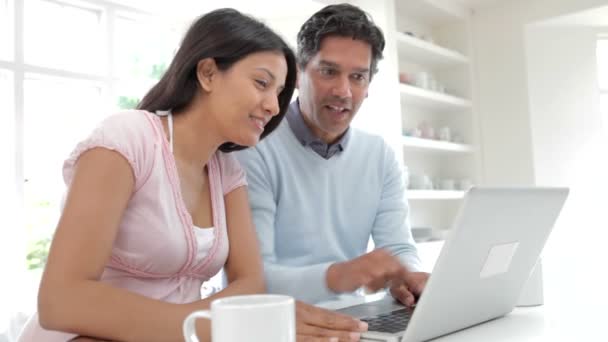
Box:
xmin=24 ymin=74 xmax=105 ymax=270
xmin=597 ymin=39 xmax=608 ymax=90
xmin=0 ymin=70 xmax=14 ymax=190
xmin=0 ymin=70 xmax=25 ymax=324
xmin=25 ymin=0 xmax=105 ymax=74
xmin=601 ymin=93 xmax=608 ymax=134
xmin=113 ymin=13 xmax=181 ymax=109
xmin=0 ymin=70 xmax=17 ymax=258
xmin=0 ymin=0 xmax=13 ymax=61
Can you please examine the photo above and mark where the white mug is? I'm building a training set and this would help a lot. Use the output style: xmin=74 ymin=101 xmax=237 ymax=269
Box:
xmin=182 ymin=294 xmax=295 ymax=342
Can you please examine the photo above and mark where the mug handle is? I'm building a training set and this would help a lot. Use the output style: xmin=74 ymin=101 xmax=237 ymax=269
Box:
xmin=182 ymin=310 xmax=211 ymax=342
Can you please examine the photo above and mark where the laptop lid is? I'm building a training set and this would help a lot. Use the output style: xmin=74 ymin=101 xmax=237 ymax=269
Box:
xmin=401 ymin=187 xmax=568 ymax=341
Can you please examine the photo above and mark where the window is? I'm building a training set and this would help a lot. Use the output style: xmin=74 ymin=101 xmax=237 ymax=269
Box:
xmin=0 ymin=69 xmax=16 ymax=231
xmin=24 ymin=0 xmax=105 ymax=74
xmin=596 ymin=38 xmax=608 ymax=132
xmin=12 ymin=2 xmax=181 ymax=274
xmin=0 ymin=0 xmax=13 ymax=61
xmin=23 ymin=74 xmax=105 ymax=269
xmin=0 ymin=70 xmax=14 ymax=186
xmin=113 ymin=12 xmax=181 ymax=109
xmin=1 ymin=1 xmax=187 ymax=336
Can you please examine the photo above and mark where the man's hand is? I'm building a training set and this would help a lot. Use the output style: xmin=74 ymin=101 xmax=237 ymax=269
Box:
xmin=296 ymin=301 xmax=368 ymax=342
xmin=326 ymin=249 xmax=410 ymax=294
xmin=389 ymin=272 xmax=430 ymax=307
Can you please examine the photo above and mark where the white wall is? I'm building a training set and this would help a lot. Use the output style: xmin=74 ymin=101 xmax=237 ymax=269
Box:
xmin=524 ymin=22 xmax=608 ymax=315
xmin=471 ymin=0 xmax=608 ymax=185
xmin=472 ymin=0 xmax=608 ymax=321
xmin=525 ymin=26 xmax=603 ymax=187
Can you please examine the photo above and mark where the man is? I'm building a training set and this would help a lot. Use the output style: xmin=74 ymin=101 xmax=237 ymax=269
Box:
xmin=237 ymin=3 xmax=430 ymax=340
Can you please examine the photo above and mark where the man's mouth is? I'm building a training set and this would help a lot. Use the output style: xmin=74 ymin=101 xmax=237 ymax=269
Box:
xmin=325 ymin=104 xmax=350 ymax=113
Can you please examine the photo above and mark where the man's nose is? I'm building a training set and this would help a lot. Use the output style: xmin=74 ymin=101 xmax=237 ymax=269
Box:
xmin=331 ymin=76 xmax=352 ymax=98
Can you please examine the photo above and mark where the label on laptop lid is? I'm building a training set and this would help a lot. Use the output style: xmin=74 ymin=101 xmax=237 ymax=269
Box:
xmin=480 ymin=241 xmax=519 ymax=278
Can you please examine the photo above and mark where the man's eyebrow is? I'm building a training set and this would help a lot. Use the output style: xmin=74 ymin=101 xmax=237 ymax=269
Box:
xmin=318 ymin=60 xmax=369 ymax=74
xmin=255 ymin=67 xmax=276 ymax=80
xmin=318 ymin=60 xmax=339 ymax=68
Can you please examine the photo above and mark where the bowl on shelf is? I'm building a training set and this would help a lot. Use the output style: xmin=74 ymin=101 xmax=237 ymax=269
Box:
xmin=412 ymin=226 xmax=433 ymax=242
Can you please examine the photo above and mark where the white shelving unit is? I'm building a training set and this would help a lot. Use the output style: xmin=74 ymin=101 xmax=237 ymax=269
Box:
xmin=400 ymin=83 xmax=471 ymax=112
xmin=392 ymin=0 xmax=479 ymax=244
xmin=407 ymin=190 xmax=465 ymax=200
xmin=395 ymin=32 xmax=469 ymax=69
xmin=402 ymin=136 xmax=473 ymax=153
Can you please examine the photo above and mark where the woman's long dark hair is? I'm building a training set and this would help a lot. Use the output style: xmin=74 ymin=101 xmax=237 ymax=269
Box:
xmin=138 ymin=8 xmax=297 ymax=152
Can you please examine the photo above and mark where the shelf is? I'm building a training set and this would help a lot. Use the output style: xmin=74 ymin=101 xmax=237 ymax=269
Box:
xmin=395 ymin=0 xmax=468 ymax=26
xmin=396 ymin=31 xmax=469 ymax=69
xmin=399 ymin=83 xmax=471 ymax=112
xmin=407 ymin=190 xmax=465 ymax=200
xmin=402 ymin=136 xmax=474 ymax=153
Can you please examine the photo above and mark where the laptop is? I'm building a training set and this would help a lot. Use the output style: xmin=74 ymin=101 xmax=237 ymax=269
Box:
xmin=336 ymin=187 xmax=569 ymax=342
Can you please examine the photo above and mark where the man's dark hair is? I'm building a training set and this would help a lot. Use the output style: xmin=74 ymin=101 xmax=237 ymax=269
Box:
xmin=296 ymin=3 xmax=385 ymax=76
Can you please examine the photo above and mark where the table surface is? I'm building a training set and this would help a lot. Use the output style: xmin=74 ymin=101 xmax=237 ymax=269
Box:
xmin=317 ymin=292 xmax=607 ymax=341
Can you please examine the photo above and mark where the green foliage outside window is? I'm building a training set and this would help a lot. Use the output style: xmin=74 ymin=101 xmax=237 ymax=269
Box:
xmin=26 ymin=237 xmax=51 ymax=270
xmin=117 ymin=62 xmax=167 ymax=110
xmin=25 ymin=62 xmax=168 ymax=271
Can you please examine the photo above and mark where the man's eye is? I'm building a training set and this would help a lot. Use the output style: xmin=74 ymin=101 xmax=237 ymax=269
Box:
xmin=320 ymin=68 xmax=336 ymax=76
xmin=352 ymin=73 xmax=367 ymax=82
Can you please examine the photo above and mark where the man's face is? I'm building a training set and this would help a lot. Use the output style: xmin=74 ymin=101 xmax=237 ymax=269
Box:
xmin=297 ymin=36 xmax=372 ymax=144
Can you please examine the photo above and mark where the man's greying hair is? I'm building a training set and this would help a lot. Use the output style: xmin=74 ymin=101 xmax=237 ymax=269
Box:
xmin=296 ymin=3 xmax=385 ymax=76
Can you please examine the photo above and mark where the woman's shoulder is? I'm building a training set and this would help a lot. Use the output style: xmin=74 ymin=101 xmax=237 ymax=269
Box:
xmin=99 ymin=110 xmax=160 ymax=139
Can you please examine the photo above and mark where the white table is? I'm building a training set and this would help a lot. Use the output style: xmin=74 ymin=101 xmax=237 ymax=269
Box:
xmin=318 ymin=292 xmax=607 ymax=341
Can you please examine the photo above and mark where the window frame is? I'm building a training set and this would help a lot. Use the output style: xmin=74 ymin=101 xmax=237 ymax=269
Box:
xmin=596 ymin=37 xmax=608 ymax=134
xmin=1 ymin=0 xmax=183 ymax=273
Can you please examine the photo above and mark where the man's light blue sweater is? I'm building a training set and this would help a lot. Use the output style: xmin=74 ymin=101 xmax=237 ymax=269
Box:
xmin=236 ymin=110 xmax=421 ymax=304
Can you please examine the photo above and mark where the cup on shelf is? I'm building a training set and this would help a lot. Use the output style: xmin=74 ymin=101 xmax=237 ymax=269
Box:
xmin=409 ymin=174 xmax=433 ymax=190
xmin=412 ymin=226 xmax=434 ymax=242
xmin=439 ymin=179 xmax=455 ymax=191
xmin=458 ymin=179 xmax=473 ymax=191
xmin=411 ymin=128 xmax=422 ymax=138
xmin=438 ymin=126 xmax=451 ymax=142
xmin=432 ymin=228 xmax=450 ymax=241
xmin=419 ymin=34 xmax=435 ymax=44
xmin=182 ymin=294 xmax=295 ymax=342
xmin=414 ymin=72 xmax=431 ymax=89
xmin=399 ymin=72 xmax=412 ymax=84
xmin=451 ymin=133 xmax=464 ymax=144
xmin=418 ymin=121 xmax=435 ymax=139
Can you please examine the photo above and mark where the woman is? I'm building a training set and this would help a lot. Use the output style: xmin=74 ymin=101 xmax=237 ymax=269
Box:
xmin=18 ymin=8 xmax=296 ymax=342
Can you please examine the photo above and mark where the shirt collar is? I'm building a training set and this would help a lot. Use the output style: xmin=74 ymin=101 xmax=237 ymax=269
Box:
xmin=285 ymin=99 xmax=351 ymax=153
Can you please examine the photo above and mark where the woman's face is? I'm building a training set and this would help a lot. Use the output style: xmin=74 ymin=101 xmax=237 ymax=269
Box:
xmin=206 ymin=51 xmax=288 ymax=147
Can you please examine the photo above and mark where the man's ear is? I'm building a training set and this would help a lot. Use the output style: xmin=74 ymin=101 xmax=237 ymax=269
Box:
xmin=196 ymin=58 xmax=218 ymax=92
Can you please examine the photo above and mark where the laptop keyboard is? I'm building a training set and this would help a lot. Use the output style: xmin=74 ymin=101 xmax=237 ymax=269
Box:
xmin=361 ymin=308 xmax=414 ymax=334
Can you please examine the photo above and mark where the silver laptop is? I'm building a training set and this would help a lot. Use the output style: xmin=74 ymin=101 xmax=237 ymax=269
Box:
xmin=336 ymin=187 xmax=569 ymax=342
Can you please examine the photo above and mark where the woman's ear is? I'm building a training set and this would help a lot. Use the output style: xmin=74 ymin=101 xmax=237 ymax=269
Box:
xmin=196 ymin=58 xmax=218 ymax=92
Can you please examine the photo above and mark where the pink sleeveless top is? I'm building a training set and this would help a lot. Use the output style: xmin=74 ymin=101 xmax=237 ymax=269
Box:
xmin=18 ymin=110 xmax=247 ymax=341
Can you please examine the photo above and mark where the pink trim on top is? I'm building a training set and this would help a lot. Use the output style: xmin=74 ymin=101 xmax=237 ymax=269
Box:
xmin=149 ymin=112 xmax=224 ymax=277
xmin=105 ymin=111 xmax=226 ymax=279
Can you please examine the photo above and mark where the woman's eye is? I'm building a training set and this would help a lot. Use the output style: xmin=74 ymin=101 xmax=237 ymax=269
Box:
xmin=255 ymin=79 xmax=268 ymax=88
